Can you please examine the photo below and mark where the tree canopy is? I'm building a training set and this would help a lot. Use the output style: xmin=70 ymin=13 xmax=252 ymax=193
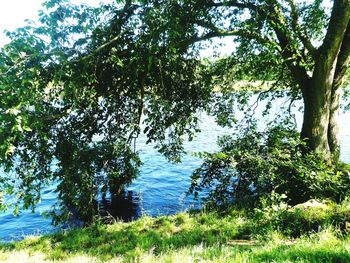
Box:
xmin=0 ymin=0 xmax=349 ymax=222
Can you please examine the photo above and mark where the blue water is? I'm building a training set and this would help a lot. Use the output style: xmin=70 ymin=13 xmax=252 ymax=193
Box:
xmin=1 ymin=99 xmax=349 ymax=242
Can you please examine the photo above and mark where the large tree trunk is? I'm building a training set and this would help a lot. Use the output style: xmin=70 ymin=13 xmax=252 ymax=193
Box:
xmin=328 ymin=85 xmax=341 ymax=161
xmin=300 ymin=75 xmax=345 ymax=162
xmin=300 ymin=0 xmax=350 ymax=163
xmin=301 ymin=67 xmax=347 ymax=163
xmin=328 ymin=21 xmax=350 ymax=162
xmin=301 ymin=77 xmax=332 ymax=159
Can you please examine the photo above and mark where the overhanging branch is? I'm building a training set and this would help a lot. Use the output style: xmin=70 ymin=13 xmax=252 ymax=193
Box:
xmin=286 ymin=0 xmax=317 ymax=59
xmin=318 ymin=0 xmax=350 ymax=64
xmin=187 ymin=20 xmax=277 ymax=47
xmin=266 ymin=0 xmax=310 ymax=85
xmin=208 ymin=0 xmax=259 ymax=10
xmin=333 ymin=21 xmax=350 ymax=89
xmin=79 ymin=3 xmax=140 ymax=61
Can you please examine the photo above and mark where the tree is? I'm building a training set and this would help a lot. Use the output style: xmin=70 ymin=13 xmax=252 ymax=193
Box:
xmin=0 ymin=0 xmax=349 ymax=221
xmin=0 ymin=0 xmax=210 ymax=222
xmin=143 ymin=0 xmax=350 ymax=161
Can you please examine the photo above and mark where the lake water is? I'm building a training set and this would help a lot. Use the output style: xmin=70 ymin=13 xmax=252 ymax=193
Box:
xmin=1 ymin=98 xmax=349 ymax=242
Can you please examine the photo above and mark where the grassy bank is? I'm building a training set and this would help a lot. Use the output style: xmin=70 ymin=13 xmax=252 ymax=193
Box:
xmin=1 ymin=201 xmax=350 ymax=262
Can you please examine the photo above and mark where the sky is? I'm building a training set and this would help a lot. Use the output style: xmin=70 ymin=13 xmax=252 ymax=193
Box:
xmin=0 ymin=0 xmax=43 ymax=45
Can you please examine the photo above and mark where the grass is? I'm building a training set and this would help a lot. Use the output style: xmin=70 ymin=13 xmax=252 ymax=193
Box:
xmin=0 ymin=203 xmax=350 ymax=262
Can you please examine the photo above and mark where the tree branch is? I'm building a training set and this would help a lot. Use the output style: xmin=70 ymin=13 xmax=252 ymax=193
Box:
xmin=333 ymin=21 xmax=350 ymax=89
xmin=80 ymin=3 xmax=140 ymax=61
xmin=286 ymin=0 xmax=317 ymax=58
xmin=318 ymin=0 xmax=350 ymax=65
xmin=0 ymin=56 xmax=30 ymax=77
xmin=266 ymin=0 xmax=309 ymax=85
xmin=208 ymin=0 xmax=259 ymax=10
xmin=187 ymin=20 xmax=277 ymax=47
xmin=208 ymin=0 xmax=311 ymax=85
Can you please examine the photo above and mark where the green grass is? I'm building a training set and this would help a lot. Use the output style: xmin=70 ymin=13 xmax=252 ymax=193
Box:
xmin=1 ymin=203 xmax=350 ymax=262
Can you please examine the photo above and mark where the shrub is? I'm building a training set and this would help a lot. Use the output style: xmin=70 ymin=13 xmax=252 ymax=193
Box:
xmin=252 ymin=199 xmax=350 ymax=237
xmin=189 ymin=125 xmax=350 ymax=209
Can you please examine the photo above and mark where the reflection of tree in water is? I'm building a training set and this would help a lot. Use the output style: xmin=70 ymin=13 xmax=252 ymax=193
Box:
xmin=99 ymin=191 xmax=140 ymax=223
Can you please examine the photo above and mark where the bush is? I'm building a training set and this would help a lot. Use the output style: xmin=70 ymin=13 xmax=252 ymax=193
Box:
xmin=189 ymin=125 xmax=350 ymax=209
xmin=252 ymin=198 xmax=350 ymax=237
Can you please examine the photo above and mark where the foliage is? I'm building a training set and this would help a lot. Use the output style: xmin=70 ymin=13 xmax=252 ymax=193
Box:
xmin=0 ymin=0 xmax=211 ymax=222
xmin=190 ymin=124 xmax=350 ymax=209
xmin=1 ymin=205 xmax=350 ymax=262
xmin=1 ymin=0 xmax=350 ymax=224
xmin=254 ymin=198 xmax=350 ymax=237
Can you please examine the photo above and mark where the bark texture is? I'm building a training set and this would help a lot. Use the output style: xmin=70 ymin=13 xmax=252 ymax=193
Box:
xmin=300 ymin=0 xmax=350 ymax=161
